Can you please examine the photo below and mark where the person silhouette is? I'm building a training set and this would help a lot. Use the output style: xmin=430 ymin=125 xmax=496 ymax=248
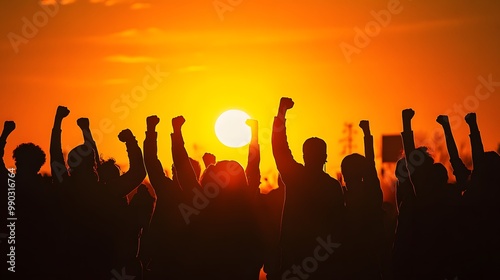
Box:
xmin=395 ymin=109 xmax=452 ymax=279
xmin=171 ymin=115 xmax=261 ymax=280
xmin=272 ymin=97 xmax=345 ymax=280
xmin=461 ymin=112 xmax=500 ymax=278
xmin=141 ymin=115 xmax=190 ymax=280
xmin=1 ymin=120 xmax=60 ymax=278
xmin=341 ymin=120 xmax=384 ymax=280
xmin=50 ymin=106 xmax=146 ymax=279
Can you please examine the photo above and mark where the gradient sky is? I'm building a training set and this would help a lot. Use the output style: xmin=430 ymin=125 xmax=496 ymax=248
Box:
xmin=1 ymin=0 xmax=499 ymax=190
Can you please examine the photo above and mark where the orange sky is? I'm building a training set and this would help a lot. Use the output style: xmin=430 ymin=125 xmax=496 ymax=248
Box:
xmin=1 ymin=0 xmax=499 ymax=189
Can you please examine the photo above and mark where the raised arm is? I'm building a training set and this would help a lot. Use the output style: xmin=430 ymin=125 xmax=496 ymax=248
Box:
xmin=359 ymin=120 xmax=374 ymax=162
xmin=436 ymin=115 xmax=470 ymax=187
xmin=108 ymin=129 xmax=147 ymax=197
xmin=143 ymin=115 xmax=175 ymax=198
xmin=360 ymin=120 xmax=382 ymax=204
xmin=50 ymin=106 xmax=70 ymax=183
xmin=246 ymin=119 xmax=261 ymax=192
xmin=465 ymin=113 xmax=485 ymax=170
xmin=399 ymin=108 xmax=419 ymax=196
xmin=272 ymin=97 xmax=300 ymax=173
xmin=0 ymin=121 xmax=16 ymax=172
xmin=171 ymin=116 xmax=201 ymax=191
xmin=401 ymin=108 xmax=416 ymax=157
xmin=77 ymin=117 xmax=100 ymax=168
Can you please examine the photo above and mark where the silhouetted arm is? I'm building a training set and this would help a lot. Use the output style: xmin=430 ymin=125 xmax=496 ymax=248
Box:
xmin=400 ymin=109 xmax=418 ymax=196
xmin=272 ymin=97 xmax=301 ymax=174
xmin=0 ymin=121 xmax=15 ymax=172
xmin=144 ymin=115 xmax=176 ymax=200
xmin=108 ymin=129 xmax=147 ymax=197
xmin=77 ymin=117 xmax=100 ymax=168
xmin=246 ymin=119 xmax=261 ymax=192
xmin=360 ymin=120 xmax=383 ymax=205
xmin=171 ymin=116 xmax=201 ymax=191
xmin=465 ymin=113 xmax=485 ymax=170
xmin=437 ymin=115 xmax=470 ymax=187
xmin=401 ymin=109 xmax=416 ymax=157
xmin=50 ymin=106 xmax=70 ymax=183
xmin=360 ymin=120 xmax=374 ymax=162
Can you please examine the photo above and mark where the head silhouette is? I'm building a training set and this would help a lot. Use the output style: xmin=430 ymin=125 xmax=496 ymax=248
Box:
xmin=97 ymin=158 xmax=120 ymax=184
xmin=200 ymin=160 xmax=248 ymax=191
xmin=431 ymin=163 xmax=448 ymax=186
xmin=341 ymin=153 xmax=368 ymax=184
xmin=67 ymin=144 xmax=97 ymax=180
xmin=303 ymin=137 xmax=327 ymax=170
xmin=13 ymin=143 xmax=46 ymax=176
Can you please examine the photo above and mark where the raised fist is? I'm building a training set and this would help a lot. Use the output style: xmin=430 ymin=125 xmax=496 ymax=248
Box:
xmin=147 ymin=115 xmax=160 ymax=129
xmin=77 ymin=118 xmax=90 ymax=130
xmin=359 ymin=120 xmax=370 ymax=133
xmin=172 ymin=116 xmax=185 ymax=132
xmin=246 ymin=119 xmax=258 ymax=129
xmin=3 ymin=121 xmax=15 ymax=135
xmin=56 ymin=106 xmax=70 ymax=119
xmin=402 ymin=108 xmax=415 ymax=121
xmin=118 ymin=129 xmax=135 ymax=143
xmin=436 ymin=115 xmax=449 ymax=126
xmin=465 ymin=113 xmax=476 ymax=125
xmin=279 ymin=97 xmax=294 ymax=110
xmin=202 ymin=153 xmax=216 ymax=167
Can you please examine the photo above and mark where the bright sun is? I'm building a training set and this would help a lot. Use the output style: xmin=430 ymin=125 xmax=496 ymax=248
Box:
xmin=215 ymin=109 xmax=251 ymax=148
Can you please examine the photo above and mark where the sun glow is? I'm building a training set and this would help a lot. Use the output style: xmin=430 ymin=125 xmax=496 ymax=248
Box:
xmin=215 ymin=109 xmax=251 ymax=148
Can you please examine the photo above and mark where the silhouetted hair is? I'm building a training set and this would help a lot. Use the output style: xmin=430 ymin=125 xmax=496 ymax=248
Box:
xmin=200 ymin=160 xmax=247 ymax=190
xmin=68 ymin=144 xmax=96 ymax=174
xmin=413 ymin=146 xmax=434 ymax=166
xmin=98 ymin=158 xmax=120 ymax=183
xmin=13 ymin=143 xmax=46 ymax=174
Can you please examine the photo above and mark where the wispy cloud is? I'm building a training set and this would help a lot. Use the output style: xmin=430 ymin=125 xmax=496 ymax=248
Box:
xmin=41 ymin=0 xmax=150 ymax=8
xmin=40 ymin=0 xmax=76 ymax=5
xmin=387 ymin=17 xmax=477 ymax=34
xmin=105 ymin=55 xmax=155 ymax=63
xmin=177 ymin=65 xmax=207 ymax=73
xmin=130 ymin=2 xmax=151 ymax=10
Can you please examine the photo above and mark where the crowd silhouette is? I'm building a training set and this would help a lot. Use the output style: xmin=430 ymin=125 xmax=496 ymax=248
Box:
xmin=1 ymin=98 xmax=499 ymax=280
